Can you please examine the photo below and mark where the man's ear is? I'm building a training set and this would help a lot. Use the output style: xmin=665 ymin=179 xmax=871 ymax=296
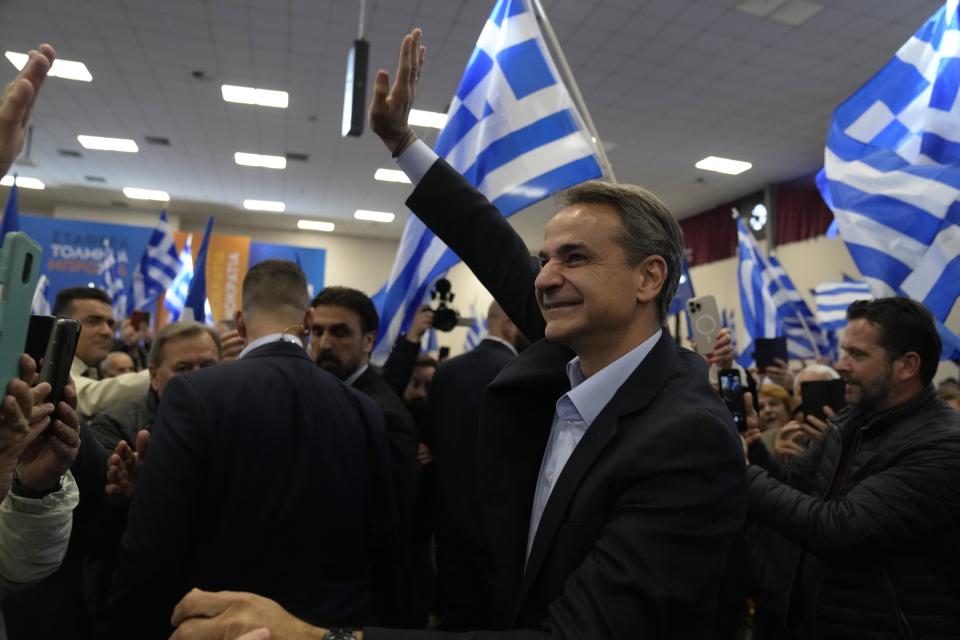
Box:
xmin=302 ymin=308 xmax=314 ymax=338
xmin=895 ymin=351 xmax=922 ymax=383
xmin=636 ymin=255 xmax=667 ymax=304
xmin=148 ymin=365 xmax=160 ymax=394
xmin=235 ymin=310 xmax=247 ymax=339
xmin=362 ymin=331 xmax=376 ymax=357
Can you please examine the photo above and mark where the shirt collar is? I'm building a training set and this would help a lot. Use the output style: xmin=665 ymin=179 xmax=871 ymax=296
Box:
xmin=563 ymin=329 xmax=662 ymax=427
xmin=483 ymin=335 xmax=518 ymax=356
xmin=345 ymin=363 xmax=369 ymax=387
xmin=238 ymin=333 xmax=304 ymax=359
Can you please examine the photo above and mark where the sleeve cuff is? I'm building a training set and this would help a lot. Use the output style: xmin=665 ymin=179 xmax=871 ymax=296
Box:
xmin=396 ymin=139 xmax=439 ymax=185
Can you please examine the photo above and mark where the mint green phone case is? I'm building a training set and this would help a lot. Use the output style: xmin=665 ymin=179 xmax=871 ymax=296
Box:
xmin=0 ymin=232 xmax=42 ymax=391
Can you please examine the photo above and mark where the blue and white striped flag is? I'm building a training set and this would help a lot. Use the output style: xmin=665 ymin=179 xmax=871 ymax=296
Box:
xmin=818 ymin=0 xmax=960 ymax=355
xmin=372 ymin=0 xmax=603 ymax=363
xmin=813 ymin=277 xmax=874 ymax=331
xmin=737 ymin=218 xmax=836 ymax=364
xmin=31 ymin=274 xmax=51 ymax=316
xmin=129 ymin=210 xmax=181 ymax=314
xmin=164 ymin=235 xmax=193 ymax=321
xmin=99 ymin=240 xmax=127 ymax=320
xmin=464 ymin=299 xmax=489 ymax=352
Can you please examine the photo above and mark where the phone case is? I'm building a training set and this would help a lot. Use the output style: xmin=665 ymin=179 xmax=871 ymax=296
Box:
xmin=38 ymin=318 xmax=81 ymax=407
xmin=687 ymin=294 xmax=721 ymax=355
xmin=0 ymin=232 xmax=42 ymax=390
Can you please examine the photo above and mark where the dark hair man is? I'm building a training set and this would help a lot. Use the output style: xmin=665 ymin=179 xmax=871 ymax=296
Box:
xmin=172 ymin=28 xmax=747 ymax=640
xmin=54 ymin=287 xmax=150 ymax=419
xmin=99 ymin=261 xmax=398 ymax=638
xmin=743 ymin=297 xmax=960 ymax=638
xmin=310 ymin=286 xmax=420 ymax=625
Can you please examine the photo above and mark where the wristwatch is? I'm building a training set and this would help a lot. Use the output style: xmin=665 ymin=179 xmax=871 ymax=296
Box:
xmin=323 ymin=630 xmax=354 ymax=640
xmin=11 ymin=468 xmax=64 ymax=499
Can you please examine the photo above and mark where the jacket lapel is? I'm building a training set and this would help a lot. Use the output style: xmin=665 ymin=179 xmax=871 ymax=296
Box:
xmin=513 ymin=331 xmax=678 ymax=617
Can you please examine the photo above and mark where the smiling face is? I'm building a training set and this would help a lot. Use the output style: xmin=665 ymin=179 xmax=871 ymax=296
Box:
xmin=534 ymin=203 xmax=658 ymax=370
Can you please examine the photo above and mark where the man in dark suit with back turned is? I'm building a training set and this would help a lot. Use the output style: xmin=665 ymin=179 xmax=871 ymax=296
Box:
xmin=171 ymin=29 xmax=748 ymax=640
xmin=428 ymin=300 xmax=522 ymax=630
xmin=99 ymin=260 xmax=398 ymax=639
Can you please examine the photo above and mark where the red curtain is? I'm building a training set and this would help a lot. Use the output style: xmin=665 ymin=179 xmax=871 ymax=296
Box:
xmin=680 ymin=203 xmax=737 ymax=266
xmin=774 ymin=184 xmax=834 ymax=245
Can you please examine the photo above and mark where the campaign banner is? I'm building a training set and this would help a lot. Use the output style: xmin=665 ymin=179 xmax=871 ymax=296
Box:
xmin=19 ymin=214 xmax=153 ymax=298
xmin=172 ymin=230 xmax=250 ymax=322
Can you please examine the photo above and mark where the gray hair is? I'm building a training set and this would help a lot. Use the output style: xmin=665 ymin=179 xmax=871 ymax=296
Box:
xmin=148 ymin=321 xmax=222 ymax=368
xmin=561 ymin=180 xmax=683 ymax=323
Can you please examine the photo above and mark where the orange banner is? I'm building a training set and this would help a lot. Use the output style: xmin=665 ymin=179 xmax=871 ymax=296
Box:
xmin=165 ymin=231 xmax=250 ymax=323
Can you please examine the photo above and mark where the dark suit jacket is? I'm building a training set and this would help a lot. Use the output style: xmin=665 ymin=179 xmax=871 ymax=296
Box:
xmin=352 ymin=364 xmax=420 ymax=626
xmin=98 ymin=341 xmax=398 ymax=639
xmin=429 ymin=338 xmax=515 ymax=547
xmin=367 ymin=160 xmax=748 ymax=639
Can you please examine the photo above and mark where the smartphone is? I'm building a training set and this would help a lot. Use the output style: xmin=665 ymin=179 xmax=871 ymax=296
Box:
xmin=438 ymin=346 xmax=450 ymax=361
xmin=754 ymin=337 xmax=789 ymax=370
xmin=0 ymin=232 xmax=42 ymax=390
xmin=687 ymin=295 xmax=721 ymax=356
xmin=37 ymin=318 xmax=81 ymax=408
xmin=130 ymin=309 xmax=150 ymax=331
xmin=801 ymin=379 xmax=846 ymax=422
xmin=25 ymin=315 xmax=55 ymax=364
xmin=718 ymin=368 xmax=748 ymax=433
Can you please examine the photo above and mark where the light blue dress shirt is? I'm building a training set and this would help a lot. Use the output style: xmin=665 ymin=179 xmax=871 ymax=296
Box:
xmin=526 ymin=329 xmax=662 ymax=560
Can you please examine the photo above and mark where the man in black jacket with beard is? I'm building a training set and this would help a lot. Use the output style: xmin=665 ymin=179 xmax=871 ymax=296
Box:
xmin=745 ymin=297 xmax=960 ymax=639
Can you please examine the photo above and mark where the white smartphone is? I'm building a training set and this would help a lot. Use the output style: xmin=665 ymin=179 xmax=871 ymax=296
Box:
xmin=687 ymin=294 xmax=721 ymax=356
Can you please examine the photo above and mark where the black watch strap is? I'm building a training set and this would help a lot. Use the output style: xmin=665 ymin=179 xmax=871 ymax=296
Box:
xmin=323 ymin=630 xmax=354 ymax=640
xmin=11 ymin=469 xmax=64 ymax=499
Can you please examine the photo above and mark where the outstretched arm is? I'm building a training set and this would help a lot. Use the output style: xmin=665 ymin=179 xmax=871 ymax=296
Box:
xmin=0 ymin=44 xmax=55 ymax=177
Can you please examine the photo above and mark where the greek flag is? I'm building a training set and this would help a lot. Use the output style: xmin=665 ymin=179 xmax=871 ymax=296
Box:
xmin=736 ymin=218 xmax=836 ymax=363
xmin=128 ymin=210 xmax=181 ymax=313
xmin=99 ymin=240 xmax=127 ymax=319
xmin=31 ymin=274 xmax=51 ymax=316
xmin=813 ymin=277 xmax=874 ymax=331
xmin=667 ymin=256 xmax=695 ymax=317
xmin=372 ymin=0 xmax=603 ymax=362
xmin=165 ymin=234 xmax=193 ymax=321
xmin=464 ymin=299 xmax=489 ymax=351
xmin=818 ymin=0 xmax=960 ymax=354
xmin=182 ymin=217 xmax=214 ymax=323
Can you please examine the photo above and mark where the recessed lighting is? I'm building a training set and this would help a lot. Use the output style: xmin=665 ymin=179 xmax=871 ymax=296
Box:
xmin=374 ymin=168 xmax=411 ymax=184
xmin=354 ymin=209 xmax=395 ymax=223
xmin=234 ymin=152 xmax=286 ymax=170
xmin=123 ymin=187 xmax=169 ymax=201
xmin=78 ymin=135 xmax=139 ymax=153
xmin=244 ymin=199 xmax=285 ymax=212
xmin=5 ymin=51 xmax=92 ymax=82
xmin=0 ymin=175 xmax=45 ymax=189
xmin=221 ymin=84 xmax=289 ymax=108
xmin=297 ymin=219 xmax=335 ymax=232
xmin=409 ymin=109 xmax=447 ymax=129
xmin=695 ymin=156 xmax=752 ymax=175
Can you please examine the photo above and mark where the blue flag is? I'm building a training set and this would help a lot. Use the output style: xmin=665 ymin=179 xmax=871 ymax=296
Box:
xmin=736 ymin=218 xmax=836 ymax=364
xmin=99 ymin=240 xmax=127 ymax=319
xmin=464 ymin=298 xmax=490 ymax=352
xmin=371 ymin=0 xmax=603 ymax=363
xmin=1 ymin=182 xmax=20 ymax=238
xmin=183 ymin=217 xmax=213 ymax=323
xmin=165 ymin=235 xmax=193 ymax=321
xmin=129 ymin=210 xmax=181 ymax=313
xmin=818 ymin=0 xmax=960 ymax=358
xmin=668 ymin=256 xmax=694 ymax=318
xmin=812 ymin=276 xmax=874 ymax=331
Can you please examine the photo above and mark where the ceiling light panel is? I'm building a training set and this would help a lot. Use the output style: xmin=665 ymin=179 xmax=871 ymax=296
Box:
xmin=78 ymin=135 xmax=139 ymax=153
xmin=694 ymin=156 xmax=753 ymax=175
xmin=374 ymin=168 xmax=411 ymax=184
xmin=234 ymin=152 xmax=287 ymax=170
xmin=244 ymin=199 xmax=285 ymax=212
xmin=123 ymin=187 xmax=170 ymax=201
xmin=221 ymin=84 xmax=289 ymax=108
xmin=5 ymin=51 xmax=92 ymax=81
xmin=1 ymin=175 xmax=45 ymax=189
xmin=354 ymin=209 xmax=395 ymax=223
xmin=297 ymin=220 xmax=335 ymax=232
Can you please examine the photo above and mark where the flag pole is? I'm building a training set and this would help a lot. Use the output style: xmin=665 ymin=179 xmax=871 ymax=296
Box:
xmin=529 ymin=0 xmax=617 ymax=183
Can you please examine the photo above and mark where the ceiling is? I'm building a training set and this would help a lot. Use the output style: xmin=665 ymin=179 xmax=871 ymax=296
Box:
xmin=0 ymin=0 xmax=944 ymax=240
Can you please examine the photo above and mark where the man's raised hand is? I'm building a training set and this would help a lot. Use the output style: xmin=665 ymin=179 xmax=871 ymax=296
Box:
xmin=369 ymin=28 xmax=425 ymax=155
xmin=0 ymin=44 xmax=55 ymax=177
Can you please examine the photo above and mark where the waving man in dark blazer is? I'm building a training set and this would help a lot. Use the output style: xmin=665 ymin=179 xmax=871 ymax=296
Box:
xmin=171 ymin=28 xmax=748 ymax=640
